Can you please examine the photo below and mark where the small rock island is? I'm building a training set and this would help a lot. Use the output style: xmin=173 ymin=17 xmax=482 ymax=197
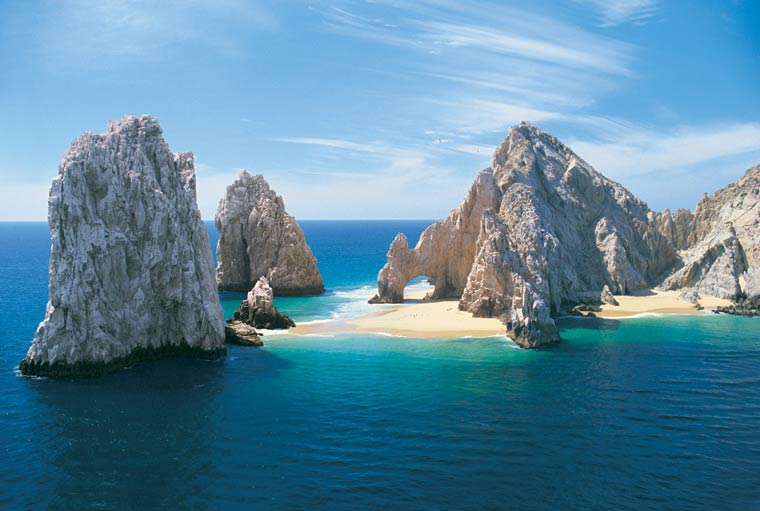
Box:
xmin=215 ymin=171 xmax=324 ymax=295
xmin=20 ymin=115 xmax=226 ymax=376
xmin=225 ymin=277 xmax=295 ymax=346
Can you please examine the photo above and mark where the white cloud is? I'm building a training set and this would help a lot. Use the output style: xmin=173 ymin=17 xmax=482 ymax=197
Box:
xmin=310 ymin=0 xmax=635 ymax=139
xmin=575 ymin=0 xmax=657 ymax=27
xmin=417 ymin=20 xmax=632 ymax=75
xmin=447 ymin=99 xmax=563 ymax=134
xmin=567 ymin=122 xmax=760 ymax=179
xmin=31 ymin=0 xmax=277 ymax=67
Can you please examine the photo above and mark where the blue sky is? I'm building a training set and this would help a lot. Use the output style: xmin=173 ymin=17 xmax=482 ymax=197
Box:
xmin=1 ymin=0 xmax=758 ymax=220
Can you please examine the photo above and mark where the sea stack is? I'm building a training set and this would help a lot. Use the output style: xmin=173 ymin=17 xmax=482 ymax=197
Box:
xmin=371 ymin=122 xmax=678 ymax=348
xmin=215 ymin=171 xmax=324 ymax=295
xmin=233 ymin=277 xmax=295 ymax=329
xmin=20 ymin=115 xmax=226 ymax=376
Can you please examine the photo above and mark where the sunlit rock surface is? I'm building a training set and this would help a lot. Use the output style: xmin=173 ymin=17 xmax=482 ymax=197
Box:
xmin=20 ymin=115 xmax=225 ymax=376
xmin=372 ymin=123 xmax=678 ymax=347
xmin=215 ymin=171 xmax=324 ymax=295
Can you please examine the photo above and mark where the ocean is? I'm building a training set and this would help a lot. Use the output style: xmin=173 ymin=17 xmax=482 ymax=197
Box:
xmin=1 ymin=221 xmax=760 ymax=510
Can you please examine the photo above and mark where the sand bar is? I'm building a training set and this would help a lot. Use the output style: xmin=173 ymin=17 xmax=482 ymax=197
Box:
xmin=596 ymin=289 xmax=732 ymax=318
xmin=287 ymin=287 xmax=735 ymax=339
xmin=289 ymin=286 xmax=506 ymax=339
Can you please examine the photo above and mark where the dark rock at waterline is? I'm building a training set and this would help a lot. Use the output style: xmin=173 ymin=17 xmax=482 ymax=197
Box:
xmin=19 ymin=344 xmax=226 ymax=378
xmin=224 ymin=321 xmax=264 ymax=347
xmin=234 ymin=277 xmax=295 ymax=330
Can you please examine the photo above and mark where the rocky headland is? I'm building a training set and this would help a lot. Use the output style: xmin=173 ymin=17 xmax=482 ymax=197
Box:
xmin=215 ymin=171 xmax=324 ymax=295
xmin=20 ymin=115 xmax=226 ymax=376
xmin=370 ymin=122 xmax=760 ymax=347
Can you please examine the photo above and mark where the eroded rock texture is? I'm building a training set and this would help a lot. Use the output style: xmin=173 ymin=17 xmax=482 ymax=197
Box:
xmin=372 ymin=123 xmax=678 ymax=347
xmin=660 ymin=165 xmax=760 ymax=300
xmin=215 ymin=171 xmax=324 ymax=295
xmin=233 ymin=277 xmax=295 ymax=330
xmin=20 ymin=115 xmax=226 ymax=376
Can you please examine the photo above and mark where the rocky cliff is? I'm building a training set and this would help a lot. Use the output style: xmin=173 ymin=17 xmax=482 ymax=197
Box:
xmin=215 ymin=171 xmax=324 ymax=295
xmin=660 ymin=164 xmax=760 ymax=300
xmin=371 ymin=123 xmax=679 ymax=347
xmin=20 ymin=115 xmax=226 ymax=376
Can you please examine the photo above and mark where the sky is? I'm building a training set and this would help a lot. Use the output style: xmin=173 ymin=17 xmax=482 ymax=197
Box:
xmin=0 ymin=0 xmax=759 ymax=220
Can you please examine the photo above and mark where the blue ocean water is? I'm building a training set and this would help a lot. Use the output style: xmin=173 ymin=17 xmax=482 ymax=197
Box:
xmin=2 ymin=221 xmax=760 ymax=510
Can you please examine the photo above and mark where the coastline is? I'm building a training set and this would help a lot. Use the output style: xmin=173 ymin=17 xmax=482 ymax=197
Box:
xmin=286 ymin=287 xmax=735 ymax=340
xmin=595 ymin=289 xmax=732 ymax=318
xmin=289 ymin=287 xmax=506 ymax=339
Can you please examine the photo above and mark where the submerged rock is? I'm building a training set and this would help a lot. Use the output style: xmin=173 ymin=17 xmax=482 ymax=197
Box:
xmin=233 ymin=277 xmax=295 ymax=330
xmin=20 ymin=115 xmax=226 ymax=376
xmin=215 ymin=171 xmax=324 ymax=295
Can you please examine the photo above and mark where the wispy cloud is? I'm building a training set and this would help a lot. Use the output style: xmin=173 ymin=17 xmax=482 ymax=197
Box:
xmin=31 ymin=0 xmax=277 ymax=67
xmin=567 ymin=121 xmax=760 ymax=178
xmin=575 ymin=0 xmax=658 ymax=27
xmin=308 ymin=0 xmax=636 ymax=139
xmin=198 ymin=136 xmax=475 ymax=219
xmin=271 ymin=136 xmax=434 ymax=169
xmin=446 ymin=99 xmax=563 ymax=134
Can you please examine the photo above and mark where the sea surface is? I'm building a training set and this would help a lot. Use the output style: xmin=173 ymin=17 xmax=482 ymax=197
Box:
xmin=1 ymin=221 xmax=760 ymax=510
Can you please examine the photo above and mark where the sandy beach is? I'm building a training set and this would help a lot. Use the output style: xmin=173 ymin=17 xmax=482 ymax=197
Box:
xmin=288 ymin=287 xmax=735 ymax=339
xmin=289 ymin=286 xmax=506 ymax=338
xmin=595 ymin=289 xmax=732 ymax=318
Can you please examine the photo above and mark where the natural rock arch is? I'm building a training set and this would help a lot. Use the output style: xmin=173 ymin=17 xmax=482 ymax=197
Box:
xmin=369 ymin=170 xmax=501 ymax=304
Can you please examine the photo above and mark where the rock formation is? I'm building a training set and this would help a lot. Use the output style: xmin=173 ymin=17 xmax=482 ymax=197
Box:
xmin=233 ymin=277 xmax=295 ymax=329
xmin=224 ymin=321 xmax=264 ymax=347
xmin=371 ymin=122 xmax=678 ymax=348
xmin=659 ymin=164 xmax=760 ymax=300
xmin=215 ymin=171 xmax=324 ymax=295
xmin=20 ymin=115 xmax=226 ymax=376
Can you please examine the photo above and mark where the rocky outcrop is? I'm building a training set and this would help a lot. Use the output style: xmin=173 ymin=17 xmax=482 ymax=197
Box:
xmin=233 ymin=277 xmax=295 ymax=329
xmin=659 ymin=165 xmax=760 ymax=300
xmin=371 ymin=122 xmax=678 ymax=348
xmin=20 ymin=115 xmax=225 ymax=376
xmin=215 ymin=171 xmax=324 ymax=295
xmin=600 ymin=285 xmax=619 ymax=306
xmin=225 ymin=321 xmax=264 ymax=346
xmin=369 ymin=170 xmax=501 ymax=303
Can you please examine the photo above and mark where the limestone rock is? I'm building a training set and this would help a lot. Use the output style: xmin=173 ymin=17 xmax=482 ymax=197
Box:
xmin=369 ymin=170 xmax=501 ymax=304
xmin=20 ymin=115 xmax=225 ymax=376
xmin=233 ymin=277 xmax=295 ymax=329
xmin=660 ymin=165 xmax=760 ymax=300
xmin=372 ymin=122 xmax=677 ymax=348
xmin=215 ymin=171 xmax=324 ymax=295
xmin=225 ymin=321 xmax=264 ymax=346
xmin=600 ymin=285 xmax=619 ymax=306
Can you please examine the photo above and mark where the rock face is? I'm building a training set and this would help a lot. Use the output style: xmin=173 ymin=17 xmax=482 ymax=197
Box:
xmin=215 ymin=171 xmax=324 ymax=295
xmin=233 ymin=277 xmax=295 ymax=329
xmin=371 ymin=123 xmax=678 ymax=348
xmin=225 ymin=321 xmax=264 ymax=347
xmin=20 ymin=115 xmax=226 ymax=376
xmin=659 ymin=165 xmax=760 ymax=300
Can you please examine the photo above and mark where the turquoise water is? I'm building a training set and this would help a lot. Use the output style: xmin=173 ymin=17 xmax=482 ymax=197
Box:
xmin=2 ymin=222 xmax=760 ymax=510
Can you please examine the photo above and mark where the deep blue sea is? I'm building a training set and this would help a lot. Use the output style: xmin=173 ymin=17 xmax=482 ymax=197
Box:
xmin=2 ymin=221 xmax=760 ymax=510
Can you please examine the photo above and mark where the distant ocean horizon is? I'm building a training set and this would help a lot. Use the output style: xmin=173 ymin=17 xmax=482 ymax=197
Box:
xmin=2 ymin=220 xmax=760 ymax=510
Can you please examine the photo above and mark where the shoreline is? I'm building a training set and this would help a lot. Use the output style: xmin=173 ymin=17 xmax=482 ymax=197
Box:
xmin=595 ymin=289 xmax=732 ymax=318
xmin=285 ymin=287 xmax=735 ymax=340
xmin=289 ymin=286 xmax=507 ymax=339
